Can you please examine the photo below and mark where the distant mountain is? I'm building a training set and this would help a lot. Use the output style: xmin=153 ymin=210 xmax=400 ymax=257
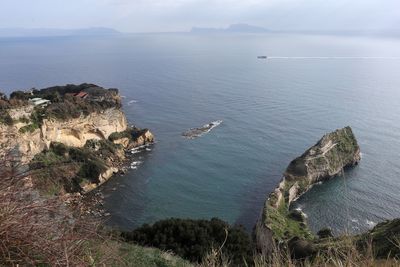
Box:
xmin=191 ymin=24 xmax=270 ymax=33
xmin=0 ymin=27 xmax=120 ymax=37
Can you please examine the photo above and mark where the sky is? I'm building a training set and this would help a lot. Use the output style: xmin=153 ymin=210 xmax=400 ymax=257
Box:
xmin=0 ymin=0 xmax=399 ymax=33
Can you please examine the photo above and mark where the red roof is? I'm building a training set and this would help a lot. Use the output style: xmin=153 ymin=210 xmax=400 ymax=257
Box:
xmin=74 ymin=92 xmax=88 ymax=98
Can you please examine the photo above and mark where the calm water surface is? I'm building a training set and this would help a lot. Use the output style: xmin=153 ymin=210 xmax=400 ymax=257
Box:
xmin=1 ymin=33 xmax=400 ymax=234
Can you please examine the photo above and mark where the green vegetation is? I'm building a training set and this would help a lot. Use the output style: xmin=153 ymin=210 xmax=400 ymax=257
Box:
xmin=265 ymin=198 xmax=312 ymax=241
xmin=0 ymin=110 xmax=13 ymax=125
xmin=29 ymin=140 xmax=119 ymax=195
xmin=19 ymin=123 xmax=38 ymax=133
xmin=109 ymin=129 xmax=133 ymax=141
xmin=317 ymin=228 xmax=333 ymax=239
xmin=2 ymin=84 xmax=121 ymax=127
xmin=357 ymin=219 xmax=400 ymax=258
xmin=114 ymin=242 xmax=192 ymax=267
xmin=122 ymin=218 xmax=254 ymax=266
xmin=109 ymin=127 xmax=149 ymax=142
xmin=17 ymin=108 xmax=45 ymax=133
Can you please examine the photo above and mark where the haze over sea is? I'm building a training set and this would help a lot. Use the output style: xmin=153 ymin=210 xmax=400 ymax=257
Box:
xmin=1 ymin=33 xmax=400 ymax=234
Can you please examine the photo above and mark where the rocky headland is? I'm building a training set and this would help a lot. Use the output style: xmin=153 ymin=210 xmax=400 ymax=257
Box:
xmin=255 ymin=126 xmax=400 ymax=260
xmin=0 ymin=83 xmax=154 ymax=195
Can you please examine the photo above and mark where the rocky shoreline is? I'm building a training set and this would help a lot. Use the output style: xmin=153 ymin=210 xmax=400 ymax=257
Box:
xmin=255 ymin=126 xmax=400 ymax=260
xmin=0 ymin=83 xmax=154 ymax=201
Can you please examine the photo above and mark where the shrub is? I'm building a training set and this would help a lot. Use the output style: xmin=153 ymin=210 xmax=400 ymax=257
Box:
xmin=85 ymin=139 xmax=119 ymax=157
xmin=19 ymin=123 xmax=39 ymax=133
xmin=0 ymin=110 xmax=13 ymax=125
xmin=69 ymin=147 xmax=91 ymax=162
xmin=18 ymin=116 xmax=30 ymax=124
xmin=317 ymin=228 xmax=333 ymax=239
xmin=0 ymin=99 xmax=9 ymax=109
xmin=10 ymin=90 xmax=29 ymax=100
xmin=78 ymin=159 xmax=107 ymax=183
xmin=30 ymin=142 xmax=111 ymax=194
xmin=122 ymin=218 xmax=254 ymax=266
xmin=50 ymin=142 xmax=68 ymax=156
xmin=109 ymin=128 xmax=148 ymax=142
xmin=109 ymin=130 xmax=132 ymax=141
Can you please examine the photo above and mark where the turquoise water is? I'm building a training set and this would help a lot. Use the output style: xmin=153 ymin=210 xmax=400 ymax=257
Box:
xmin=1 ymin=33 xmax=400 ymax=234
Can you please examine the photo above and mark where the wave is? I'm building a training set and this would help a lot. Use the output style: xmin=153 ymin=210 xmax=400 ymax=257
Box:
xmin=128 ymin=99 xmax=138 ymax=105
xmin=294 ymin=207 xmax=308 ymax=218
xmin=130 ymin=143 xmax=152 ymax=154
xmin=366 ymin=219 xmax=376 ymax=227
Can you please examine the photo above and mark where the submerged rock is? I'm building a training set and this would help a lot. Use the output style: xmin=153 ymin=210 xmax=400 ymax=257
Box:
xmin=182 ymin=120 xmax=222 ymax=139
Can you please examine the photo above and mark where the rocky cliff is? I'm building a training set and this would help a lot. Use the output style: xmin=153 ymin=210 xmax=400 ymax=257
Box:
xmin=0 ymin=84 xmax=154 ymax=194
xmin=0 ymin=108 xmax=127 ymax=162
xmin=256 ymin=126 xmax=361 ymax=253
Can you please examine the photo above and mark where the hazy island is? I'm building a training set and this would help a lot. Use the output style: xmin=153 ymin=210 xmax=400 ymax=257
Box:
xmin=191 ymin=23 xmax=270 ymax=34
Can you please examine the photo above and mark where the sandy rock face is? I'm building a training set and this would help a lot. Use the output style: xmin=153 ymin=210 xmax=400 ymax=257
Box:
xmin=0 ymin=108 xmax=127 ymax=162
xmin=284 ymin=126 xmax=361 ymax=185
xmin=131 ymin=130 xmax=154 ymax=148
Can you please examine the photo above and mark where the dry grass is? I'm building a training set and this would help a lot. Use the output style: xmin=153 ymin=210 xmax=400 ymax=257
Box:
xmin=199 ymin=235 xmax=399 ymax=267
xmin=0 ymin=151 xmax=193 ymax=266
xmin=0 ymin=151 xmax=120 ymax=266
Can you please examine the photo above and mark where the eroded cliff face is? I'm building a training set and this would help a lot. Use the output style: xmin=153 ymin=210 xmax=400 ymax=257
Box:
xmin=256 ymin=126 xmax=361 ymax=253
xmin=0 ymin=108 xmax=127 ymax=162
xmin=284 ymin=126 xmax=360 ymax=186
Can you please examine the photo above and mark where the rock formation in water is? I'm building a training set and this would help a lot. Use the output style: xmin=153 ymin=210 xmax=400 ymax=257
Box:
xmin=255 ymin=126 xmax=361 ymax=253
xmin=182 ymin=120 xmax=223 ymax=139
xmin=0 ymin=84 xmax=154 ymax=194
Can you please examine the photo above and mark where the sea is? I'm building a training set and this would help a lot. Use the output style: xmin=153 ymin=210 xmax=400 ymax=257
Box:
xmin=1 ymin=33 xmax=400 ymax=234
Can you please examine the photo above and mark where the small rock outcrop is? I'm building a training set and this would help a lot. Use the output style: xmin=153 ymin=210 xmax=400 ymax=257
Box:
xmin=256 ymin=126 xmax=361 ymax=253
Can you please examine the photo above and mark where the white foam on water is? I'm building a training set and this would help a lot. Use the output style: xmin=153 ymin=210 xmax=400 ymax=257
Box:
xmin=366 ymin=219 xmax=376 ymax=227
xmin=131 ymin=161 xmax=142 ymax=166
xmin=351 ymin=218 xmax=359 ymax=223
xmin=294 ymin=207 xmax=308 ymax=218
xmin=128 ymin=99 xmax=138 ymax=105
xmin=130 ymin=144 xmax=150 ymax=154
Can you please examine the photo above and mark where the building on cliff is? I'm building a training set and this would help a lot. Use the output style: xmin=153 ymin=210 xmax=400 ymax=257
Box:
xmin=28 ymin=97 xmax=51 ymax=107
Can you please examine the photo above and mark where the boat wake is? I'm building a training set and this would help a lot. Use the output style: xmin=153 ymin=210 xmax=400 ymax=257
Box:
xmin=267 ymin=56 xmax=400 ymax=60
xmin=182 ymin=120 xmax=223 ymax=139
